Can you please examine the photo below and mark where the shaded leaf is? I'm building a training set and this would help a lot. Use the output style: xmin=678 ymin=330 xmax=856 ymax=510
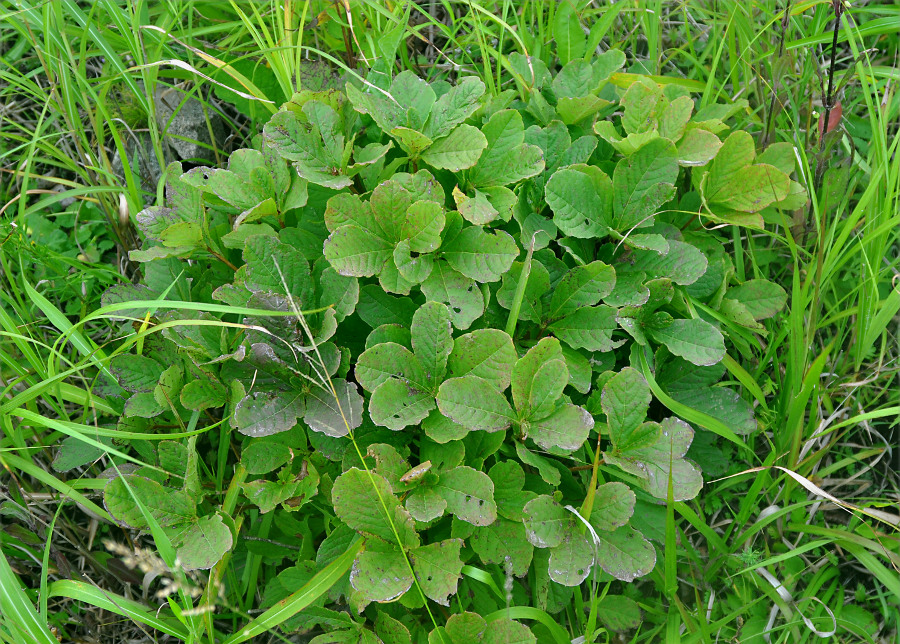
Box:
xmin=104 ymin=474 xmax=195 ymax=529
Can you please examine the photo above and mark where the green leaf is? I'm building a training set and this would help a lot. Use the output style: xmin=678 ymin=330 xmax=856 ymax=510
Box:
xmin=423 ymin=408 xmax=470 ymax=443
xmin=601 ymin=367 xmax=651 ymax=453
xmin=594 ymin=120 xmax=661 ymax=156
xmin=660 ymin=359 xmax=757 ymax=436
xmin=628 ymin=239 xmax=708 ymax=286
xmin=180 ymin=378 xmax=227 ymax=411
xmin=521 ymin=358 xmax=568 ymax=421
xmin=448 ymin=329 xmax=516 ymax=390
xmin=434 ymin=466 xmax=497 ymax=526
xmin=545 ymin=164 xmax=613 ymax=238
xmin=324 ymin=226 xmax=393 ymax=277
xmin=376 ymin=613 xmax=412 ymax=644
xmin=350 ymin=546 xmax=413 ymax=603
xmin=346 ymin=82 xmax=405 ymax=134
xmin=392 ymin=72 xmax=437 ymax=129
xmin=649 ymin=318 xmax=725 ymax=366
xmin=406 ymin=487 xmax=448 ymax=522
xmin=605 ymin=417 xmax=703 ymax=501
xmin=264 ymin=106 xmax=352 ymax=189
xmin=391 ymin=127 xmax=433 ymax=156
xmin=557 ymin=95 xmax=613 ymax=125
xmin=612 ymin=138 xmax=679 ymax=231
xmin=560 ymin=344 xmax=592 ymax=394
xmin=305 ymin=380 xmax=364 ymax=437
xmin=332 ymin=468 xmax=418 ymax=546
xmin=357 ymin=285 xmax=417 ymax=327
xmin=470 ymin=517 xmax=534 ymax=577
xmin=242 ymin=442 xmax=293 ymax=475
xmin=522 ymin=495 xmax=569 ymax=548
xmin=241 ymin=465 xmax=319 ymax=514
xmin=548 ymin=305 xmax=622 ymax=352
xmin=173 ymin=512 xmax=234 ymax=570
xmin=425 ymin=77 xmax=485 ymax=139
xmin=496 ymin=259 xmax=550 ymax=323
xmin=233 ymin=390 xmax=306 ymax=438
xmin=445 ymin=613 xmax=487 ymax=644
xmin=726 ymin=279 xmax=788 ymax=320
xmin=366 ymin=443 xmax=411 ymax=492
xmin=323 ymin=181 xmax=424 ymax=278
xmin=594 ymin=524 xmax=656 ymax=581
xmin=124 ymin=392 xmax=165 ymax=418
xmin=676 ymin=128 xmax=722 ymax=166
xmin=622 ymin=233 xmax=669 ymax=255
xmin=421 ymin=124 xmax=487 ymax=171
xmin=318 ymin=266 xmax=360 ymax=321
xmin=454 ymin=186 xmax=500 ymax=226
xmin=588 ymin=482 xmax=636 ymax=531
xmin=158 ymin=440 xmax=188 ymax=481
xmin=403 ymin=200 xmax=445 ymax=254
xmin=548 ymin=530 xmax=593 ymax=586
xmin=243 ymin=235 xmax=313 ymax=302
xmin=355 ymin=343 xmax=428 ymax=392
xmin=483 ymin=619 xmax=537 ymax=644
xmin=488 ymin=461 xmax=535 ymax=521
xmin=392 ymin=252 xmax=427 ymax=302
xmin=596 ymin=595 xmax=642 ymax=632
xmin=702 ymin=131 xmax=790 ymax=212
xmin=52 ymin=435 xmax=114 ymax=472
xmin=548 ymin=261 xmax=616 ymax=319
xmin=441 ymin=227 xmax=519 ymax=283
xmin=421 ymin=262 xmax=485 ymax=330
xmin=190 ymin=151 xmax=276 ymax=205
xmin=410 ymin=539 xmax=464 ymax=605
xmin=437 ymin=376 xmax=516 ymax=432
xmin=515 ymin=443 xmax=561 ymax=486
xmin=153 ymin=364 xmax=183 ymax=408
xmin=511 ymin=337 xmax=563 ymax=414
xmin=527 ymin=403 xmax=593 ymax=452
xmin=104 ymin=474 xmax=196 ymax=529
xmin=620 ymin=78 xmax=666 ymax=135
xmin=411 ymin=301 xmax=453 ymax=387
xmin=554 ymin=0 xmax=585 ymax=65
xmin=468 ymin=110 xmax=544 ymax=188
xmin=369 ymin=377 xmax=436 ymax=430
xmin=110 ymin=355 xmax=164 ymax=393
xmin=658 ymin=96 xmax=694 ymax=140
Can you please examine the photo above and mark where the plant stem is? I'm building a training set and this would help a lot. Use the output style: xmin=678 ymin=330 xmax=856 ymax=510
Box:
xmin=763 ymin=0 xmax=792 ymax=146
xmin=504 ymin=234 xmax=536 ymax=338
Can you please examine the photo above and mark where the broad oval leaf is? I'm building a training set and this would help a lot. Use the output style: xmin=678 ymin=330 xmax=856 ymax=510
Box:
xmin=332 ymin=468 xmax=418 ymax=546
xmin=448 ymin=329 xmax=516 ymax=391
xmin=522 ymin=495 xmax=569 ymax=548
xmin=649 ymin=318 xmax=725 ymax=367
xmin=436 ymin=376 xmax=516 ymax=432
xmin=434 ymin=466 xmax=498 ymax=526
xmin=409 ymin=539 xmax=464 ymax=606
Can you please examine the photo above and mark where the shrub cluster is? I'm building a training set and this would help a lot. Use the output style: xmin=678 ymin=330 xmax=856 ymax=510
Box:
xmin=99 ymin=52 xmax=794 ymax=640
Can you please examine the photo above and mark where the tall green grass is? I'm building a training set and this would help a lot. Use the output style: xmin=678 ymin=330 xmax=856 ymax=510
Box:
xmin=1 ymin=1 xmax=898 ymax=642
